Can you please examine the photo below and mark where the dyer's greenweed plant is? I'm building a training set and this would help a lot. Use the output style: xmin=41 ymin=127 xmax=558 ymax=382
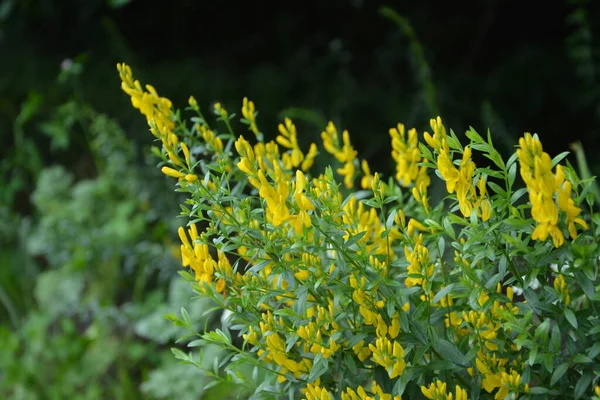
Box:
xmin=118 ymin=63 xmax=600 ymax=400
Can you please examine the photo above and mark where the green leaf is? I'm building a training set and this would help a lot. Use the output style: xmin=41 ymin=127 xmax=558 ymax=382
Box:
xmin=344 ymin=353 xmax=357 ymax=375
xmin=386 ymin=209 xmax=398 ymax=231
xmin=412 ymin=301 xmax=429 ymax=321
xmin=345 ymin=231 xmax=367 ymax=247
xmin=550 ymin=324 xmax=561 ymax=354
xmin=437 ymin=338 xmax=467 ymax=366
xmin=528 ymin=346 xmax=538 ymax=366
xmin=551 ymin=151 xmax=570 ymax=168
xmin=574 ymin=371 xmax=593 ymax=399
xmin=510 ymin=188 xmax=528 ymax=204
xmin=587 ymin=341 xmax=600 ymax=358
xmin=308 ymin=354 xmax=328 ymax=382
xmin=171 ymin=348 xmax=190 ymax=362
xmin=564 ymin=308 xmax=578 ymax=329
xmin=274 ymin=308 xmax=299 ymax=317
xmin=465 ymin=127 xmax=485 ymax=144
xmin=412 ymin=344 xmax=430 ymax=364
xmin=442 ymin=218 xmax=455 ymax=239
xmin=487 ymin=181 xmax=506 ymax=196
xmin=528 ymin=387 xmax=550 ymax=394
xmin=507 ymin=162 xmax=517 ymax=186
xmin=432 ymin=284 xmax=455 ymax=305
xmin=571 ymin=354 xmax=592 ymax=364
xmin=550 ymin=362 xmax=569 ymax=386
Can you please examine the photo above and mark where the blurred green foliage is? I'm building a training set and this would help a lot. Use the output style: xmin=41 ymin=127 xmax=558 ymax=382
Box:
xmin=0 ymin=59 xmax=250 ymax=398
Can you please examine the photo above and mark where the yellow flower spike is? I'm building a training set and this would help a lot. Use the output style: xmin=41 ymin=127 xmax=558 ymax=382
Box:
xmin=554 ymin=274 xmax=571 ymax=305
xmin=214 ymin=102 xmax=228 ymax=118
xmin=389 ymin=123 xmax=426 ymax=187
xmin=188 ymin=96 xmax=198 ymax=109
xmin=371 ymin=171 xmax=383 ymax=195
xmin=361 ymin=159 xmax=374 ymax=190
xmin=389 ymin=313 xmax=400 ymax=339
xmin=302 ymin=143 xmax=318 ymax=171
xmin=517 ymin=132 xmax=588 ymax=246
xmin=412 ymin=181 xmax=430 ymax=213
xmin=180 ymin=142 xmax=191 ymax=166
xmin=376 ymin=314 xmax=388 ymax=338
xmin=161 ymin=166 xmax=185 ymax=179
xmin=242 ymin=97 xmax=260 ymax=136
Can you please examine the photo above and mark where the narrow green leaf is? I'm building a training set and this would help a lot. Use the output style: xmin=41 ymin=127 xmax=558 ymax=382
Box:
xmin=432 ymin=284 xmax=455 ymax=304
xmin=437 ymin=338 xmax=467 ymax=366
xmin=550 ymin=362 xmax=569 ymax=386
xmin=564 ymin=308 xmax=578 ymax=329
xmin=574 ymin=371 xmax=593 ymax=399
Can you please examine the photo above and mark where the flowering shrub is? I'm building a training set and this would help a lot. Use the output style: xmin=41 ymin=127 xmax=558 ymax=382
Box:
xmin=118 ymin=63 xmax=600 ymax=399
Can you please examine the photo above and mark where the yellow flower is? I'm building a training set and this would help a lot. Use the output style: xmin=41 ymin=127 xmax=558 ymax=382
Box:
xmin=389 ymin=123 xmax=428 ymax=187
xmin=421 ymin=381 xmax=467 ymax=400
xmin=553 ymin=273 xmax=571 ymax=305
xmin=303 ymin=382 xmax=332 ymax=400
xmin=423 ymin=116 xmax=447 ymax=151
xmin=517 ymin=132 xmax=588 ymax=247
xmin=161 ymin=166 xmax=185 ymax=179
xmin=321 ymin=122 xmax=358 ymax=188
xmin=242 ymin=97 xmax=259 ymax=136
xmin=360 ymin=159 xmax=374 ymax=190
xmin=368 ymin=337 xmax=406 ymax=379
xmin=404 ymin=234 xmax=434 ymax=288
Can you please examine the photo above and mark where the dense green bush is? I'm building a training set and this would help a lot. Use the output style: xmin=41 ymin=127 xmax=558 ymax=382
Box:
xmin=119 ymin=62 xmax=600 ymax=399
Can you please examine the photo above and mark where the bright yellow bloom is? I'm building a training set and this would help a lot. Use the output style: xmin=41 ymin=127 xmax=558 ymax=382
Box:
xmin=360 ymin=159 xmax=375 ymax=190
xmin=404 ymin=234 xmax=434 ymax=288
xmin=423 ymin=116 xmax=447 ymax=151
xmin=117 ymin=63 xmax=174 ymax=137
xmin=321 ymin=122 xmax=358 ymax=188
xmin=437 ymin=143 xmax=491 ymax=220
xmin=412 ymin=181 xmax=430 ymax=213
xmin=389 ymin=123 xmax=429 ymax=187
xmin=242 ymin=97 xmax=259 ymax=136
xmin=178 ymin=225 xmax=218 ymax=287
xmin=422 ymin=380 xmax=468 ymax=400
xmin=368 ymin=337 xmax=406 ymax=379
xmin=553 ymin=273 xmax=571 ymax=305
xmin=161 ymin=166 xmax=185 ymax=179
xmin=518 ymin=132 xmax=588 ymax=247
xmin=303 ymin=382 xmax=332 ymax=400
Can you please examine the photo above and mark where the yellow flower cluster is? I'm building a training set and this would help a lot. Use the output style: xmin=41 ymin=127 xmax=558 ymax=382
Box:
xmin=277 ymin=117 xmax=318 ymax=171
xmin=178 ymin=224 xmax=233 ymax=293
xmin=235 ymin=135 xmax=315 ymax=233
xmin=421 ymin=380 xmax=467 ymax=400
xmin=118 ymin=64 xmax=198 ymax=183
xmin=404 ymin=234 xmax=434 ymax=288
xmin=342 ymin=382 xmax=401 ymax=400
xmin=424 ymin=117 xmax=491 ymax=220
xmin=242 ymin=97 xmax=259 ymax=137
xmin=303 ymin=380 xmax=332 ymax=400
xmin=462 ymin=286 xmax=524 ymax=398
xmin=517 ymin=132 xmax=588 ymax=247
xmin=389 ymin=123 xmax=430 ymax=188
xmin=321 ymin=122 xmax=358 ymax=188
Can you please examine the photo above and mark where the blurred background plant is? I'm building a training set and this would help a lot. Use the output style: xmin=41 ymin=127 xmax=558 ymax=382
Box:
xmin=0 ymin=56 xmax=251 ymax=399
xmin=3 ymin=0 xmax=600 ymax=398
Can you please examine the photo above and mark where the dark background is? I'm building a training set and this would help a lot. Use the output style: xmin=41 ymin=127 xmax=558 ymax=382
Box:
xmin=3 ymin=0 xmax=600 ymax=175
